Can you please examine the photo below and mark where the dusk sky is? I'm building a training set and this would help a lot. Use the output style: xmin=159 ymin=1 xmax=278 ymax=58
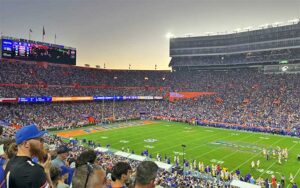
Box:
xmin=0 ymin=0 xmax=299 ymax=70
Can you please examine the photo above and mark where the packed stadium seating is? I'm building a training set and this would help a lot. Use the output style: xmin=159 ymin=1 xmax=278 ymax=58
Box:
xmin=0 ymin=60 xmax=171 ymax=86
xmin=0 ymin=51 xmax=300 ymax=187
xmin=170 ymin=49 xmax=300 ymax=66
xmin=0 ymin=60 xmax=299 ymax=136
xmin=170 ymin=22 xmax=300 ymax=69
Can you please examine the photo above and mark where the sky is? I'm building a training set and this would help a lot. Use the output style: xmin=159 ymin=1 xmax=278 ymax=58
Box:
xmin=0 ymin=0 xmax=299 ymax=70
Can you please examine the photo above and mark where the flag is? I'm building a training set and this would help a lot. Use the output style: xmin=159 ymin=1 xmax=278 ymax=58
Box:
xmin=29 ymin=29 xmax=33 ymax=40
xmin=54 ymin=33 xmax=57 ymax=44
xmin=43 ymin=26 xmax=45 ymax=36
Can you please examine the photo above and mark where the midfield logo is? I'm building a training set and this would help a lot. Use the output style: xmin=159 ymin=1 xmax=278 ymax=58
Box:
xmin=144 ymin=138 xmax=158 ymax=143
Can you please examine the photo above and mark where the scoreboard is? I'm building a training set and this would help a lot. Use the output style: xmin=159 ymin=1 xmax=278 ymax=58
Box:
xmin=1 ymin=36 xmax=76 ymax=65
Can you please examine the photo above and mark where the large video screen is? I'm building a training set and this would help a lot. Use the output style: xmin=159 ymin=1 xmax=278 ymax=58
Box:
xmin=1 ymin=38 xmax=76 ymax=65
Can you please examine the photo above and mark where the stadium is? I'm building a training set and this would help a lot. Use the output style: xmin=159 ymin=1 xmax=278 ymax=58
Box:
xmin=0 ymin=1 xmax=300 ymax=188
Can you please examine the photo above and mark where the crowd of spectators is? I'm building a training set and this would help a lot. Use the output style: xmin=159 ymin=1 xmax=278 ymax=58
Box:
xmin=0 ymin=60 xmax=171 ymax=87
xmin=1 ymin=125 xmax=298 ymax=188
xmin=0 ymin=60 xmax=299 ymax=136
xmin=0 ymin=60 xmax=299 ymax=187
xmin=170 ymin=49 xmax=300 ymax=66
xmin=0 ymin=101 xmax=156 ymax=129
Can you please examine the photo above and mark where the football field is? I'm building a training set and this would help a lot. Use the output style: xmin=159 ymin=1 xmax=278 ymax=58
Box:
xmin=66 ymin=121 xmax=300 ymax=185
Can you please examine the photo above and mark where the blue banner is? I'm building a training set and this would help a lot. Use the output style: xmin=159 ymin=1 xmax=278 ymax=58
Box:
xmin=17 ymin=96 xmax=162 ymax=103
xmin=18 ymin=96 xmax=52 ymax=103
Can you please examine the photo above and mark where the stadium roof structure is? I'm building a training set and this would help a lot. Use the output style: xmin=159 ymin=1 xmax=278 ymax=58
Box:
xmin=169 ymin=20 xmax=300 ymax=70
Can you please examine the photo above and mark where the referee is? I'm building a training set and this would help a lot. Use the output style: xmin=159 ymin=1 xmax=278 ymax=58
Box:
xmin=5 ymin=125 xmax=52 ymax=188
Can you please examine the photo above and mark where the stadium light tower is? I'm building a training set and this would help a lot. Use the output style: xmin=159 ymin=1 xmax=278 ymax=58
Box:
xmin=272 ymin=22 xmax=283 ymax=27
xmin=243 ymin=26 xmax=253 ymax=31
xmin=183 ymin=33 xmax=193 ymax=37
xmin=288 ymin=18 xmax=299 ymax=24
xmin=259 ymin=24 xmax=269 ymax=29
xmin=205 ymin=32 xmax=213 ymax=36
xmin=166 ymin=33 xmax=175 ymax=39
xmin=233 ymin=28 xmax=241 ymax=33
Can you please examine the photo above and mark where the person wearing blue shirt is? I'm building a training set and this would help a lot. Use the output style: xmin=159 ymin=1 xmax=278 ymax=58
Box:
xmin=0 ymin=155 xmax=6 ymax=188
xmin=250 ymin=176 xmax=255 ymax=184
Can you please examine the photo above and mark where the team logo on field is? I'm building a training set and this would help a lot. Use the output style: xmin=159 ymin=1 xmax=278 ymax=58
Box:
xmin=292 ymin=141 xmax=300 ymax=144
xmin=230 ymin=133 xmax=240 ymax=136
xmin=101 ymin=136 xmax=108 ymax=139
xmin=205 ymin=130 xmax=214 ymax=132
xmin=144 ymin=145 xmax=155 ymax=148
xmin=173 ymin=151 xmax=186 ymax=156
xmin=210 ymin=141 xmax=262 ymax=153
xmin=211 ymin=142 xmax=222 ymax=145
xmin=144 ymin=138 xmax=158 ymax=143
xmin=120 ymin=140 xmax=129 ymax=143
xmin=256 ymin=169 xmax=274 ymax=175
xmin=184 ymin=130 xmax=194 ymax=133
xmin=259 ymin=137 xmax=269 ymax=140
xmin=210 ymin=159 xmax=224 ymax=164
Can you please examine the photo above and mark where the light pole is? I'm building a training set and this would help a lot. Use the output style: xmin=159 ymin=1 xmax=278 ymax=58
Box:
xmin=182 ymin=144 xmax=186 ymax=174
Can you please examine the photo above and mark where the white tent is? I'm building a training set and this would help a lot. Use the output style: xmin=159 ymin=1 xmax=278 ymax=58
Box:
xmin=94 ymin=147 xmax=109 ymax=153
xmin=230 ymin=180 xmax=261 ymax=188
xmin=114 ymin=151 xmax=131 ymax=158
xmin=154 ymin=161 xmax=173 ymax=172
xmin=127 ymin=154 xmax=147 ymax=161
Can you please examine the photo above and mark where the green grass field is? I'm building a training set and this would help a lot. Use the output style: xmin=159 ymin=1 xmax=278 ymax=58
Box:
xmin=72 ymin=121 xmax=300 ymax=186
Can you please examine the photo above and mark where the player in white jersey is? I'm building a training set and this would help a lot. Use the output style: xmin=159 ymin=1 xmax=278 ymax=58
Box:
xmin=284 ymin=148 xmax=288 ymax=161
xmin=262 ymin=148 xmax=267 ymax=156
xmin=289 ymin=173 xmax=294 ymax=183
xmin=200 ymin=161 xmax=205 ymax=172
xmin=193 ymin=160 xmax=197 ymax=170
xmin=211 ymin=164 xmax=216 ymax=177
xmin=190 ymin=162 xmax=193 ymax=171
xmin=256 ymin=160 xmax=260 ymax=168
xmin=278 ymin=153 xmax=282 ymax=164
